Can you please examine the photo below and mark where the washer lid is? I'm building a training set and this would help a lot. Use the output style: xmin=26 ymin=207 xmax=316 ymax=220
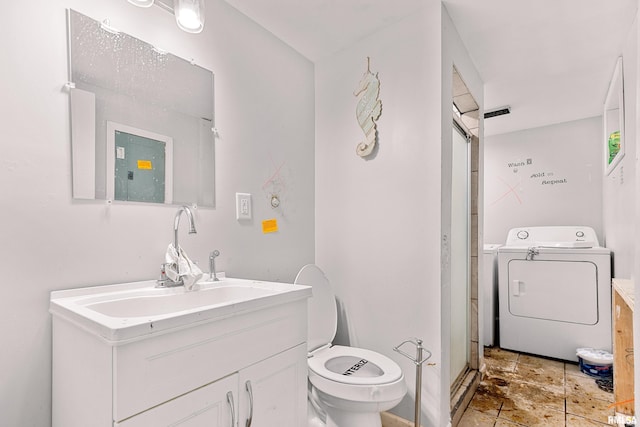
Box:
xmin=498 ymin=245 xmax=611 ymax=255
xmin=294 ymin=264 xmax=337 ymax=353
xmin=536 ymin=241 xmax=595 ymax=249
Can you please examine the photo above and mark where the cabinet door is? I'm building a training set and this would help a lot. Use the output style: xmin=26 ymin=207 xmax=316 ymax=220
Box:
xmin=238 ymin=344 xmax=307 ymax=427
xmin=116 ymin=374 xmax=238 ymax=427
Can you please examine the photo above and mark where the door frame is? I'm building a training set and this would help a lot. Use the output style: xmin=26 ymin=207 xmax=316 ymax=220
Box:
xmin=450 ymin=121 xmax=471 ymax=387
xmin=449 ymin=67 xmax=482 ymax=426
xmin=450 ymin=126 xmax=481 ymax=425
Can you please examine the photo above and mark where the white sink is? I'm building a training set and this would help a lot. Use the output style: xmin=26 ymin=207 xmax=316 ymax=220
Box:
xmin=87 ymin=285 xmax=277 ymax=317
xmin=50 ymin=276 xmax=311 ymax=343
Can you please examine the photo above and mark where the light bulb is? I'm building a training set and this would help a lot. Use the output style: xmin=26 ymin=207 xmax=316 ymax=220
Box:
xmin=178 ymin=9 xmax=200 ymax=30
xmin=128 ymin=0 xmax=155 ymax=7
xmin=174 ymin=0 xmax=205 ymax=33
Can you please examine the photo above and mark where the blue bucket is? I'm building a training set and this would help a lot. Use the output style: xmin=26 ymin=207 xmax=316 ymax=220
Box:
xmin=578 ymin=357 xmax=613 ymax=378
xmin=576 ymin=348 xmax=613 ymax=378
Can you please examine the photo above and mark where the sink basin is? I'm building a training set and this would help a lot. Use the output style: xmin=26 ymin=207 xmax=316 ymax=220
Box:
xmin=50 ymin=276 xmax=311 ymax=343
xmin=86 ymin=285 xmax=276 ymax=317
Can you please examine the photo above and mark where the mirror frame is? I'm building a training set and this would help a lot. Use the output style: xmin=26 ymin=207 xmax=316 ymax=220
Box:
xmin=67 ymin=9 xmax=216 ymax=207
xmin=603 ymin=57 xmax=624 ymax=176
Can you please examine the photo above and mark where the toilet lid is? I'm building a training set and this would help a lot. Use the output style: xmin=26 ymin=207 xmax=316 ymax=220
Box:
xmin=294 ymin=264 xmax=337 ymax=353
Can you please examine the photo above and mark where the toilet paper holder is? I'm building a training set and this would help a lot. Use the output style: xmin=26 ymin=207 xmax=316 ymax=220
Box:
xmin=394 ymin=338 xmax=432 ymax=366
xmin=393 ymin=338 xmax=433 ymax=427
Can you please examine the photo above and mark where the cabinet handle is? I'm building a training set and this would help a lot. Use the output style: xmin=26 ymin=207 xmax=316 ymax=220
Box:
xmin=226 ymin=391 xmax=236 ymax=427
xmin=245 ymin=380 xmax=254 ymax=427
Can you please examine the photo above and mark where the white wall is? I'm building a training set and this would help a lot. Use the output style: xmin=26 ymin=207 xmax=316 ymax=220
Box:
xmin=315 ymin=3 xmax=482 ymax=425
xmin=0 ymin=1 xmax=315 ymax=425
xmin=484 ymin=117 xmax=604 ymax=245
xmin=608 ymin=5 xmax=640 ymax=416
xmin=610 ymin=4 xmax=640 ymax=416
xmin=315 ymin=4 xmax=443 ymax=424
xmin=604 ymin=15 xmax=638 ymax=279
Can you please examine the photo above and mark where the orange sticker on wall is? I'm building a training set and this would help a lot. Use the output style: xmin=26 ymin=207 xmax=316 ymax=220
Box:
xmin=137 ymin=160 xmax=152 ymax=170
xmin=262 ymin=219 xmax=278 ymax=234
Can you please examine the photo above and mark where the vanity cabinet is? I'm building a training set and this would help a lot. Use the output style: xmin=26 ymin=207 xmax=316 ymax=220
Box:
xmin=117 ymin=344 xmax=307 ymax=427
xmin=52 ymin=290 xmax=309 ymax=427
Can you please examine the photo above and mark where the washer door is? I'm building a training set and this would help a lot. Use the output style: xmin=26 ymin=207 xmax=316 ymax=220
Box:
xmin=507 ymin=259 xmax=598 ymax=324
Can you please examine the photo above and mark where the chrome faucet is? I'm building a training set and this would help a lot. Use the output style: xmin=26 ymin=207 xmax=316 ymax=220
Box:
xmin=157 ymin=205 xmax=198 ymax=288
xmin=174 ymin=205 xmax=197 ymax=251
xmin=209 ymin=250 xmax=220 ymax=281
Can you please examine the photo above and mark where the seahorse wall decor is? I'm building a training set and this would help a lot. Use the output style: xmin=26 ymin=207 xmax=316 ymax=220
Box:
xmin=353 ymin=57 xmax=382 ymax=158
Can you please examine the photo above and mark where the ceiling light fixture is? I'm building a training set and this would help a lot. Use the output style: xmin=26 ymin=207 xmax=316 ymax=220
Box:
xmin=128 ymin=0 xmax=205 ymax=34
xmin=173 ymin=0 xmax=205 ymax=34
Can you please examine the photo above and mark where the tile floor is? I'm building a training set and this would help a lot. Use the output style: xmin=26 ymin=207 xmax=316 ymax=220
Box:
xmin=459 ymin=347 xmax=616 ymax=427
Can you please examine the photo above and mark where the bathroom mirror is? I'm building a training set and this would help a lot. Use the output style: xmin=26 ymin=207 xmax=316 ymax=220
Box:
xmin=603 ymin=57 xmax=624 ymax=176
xmin=67 ymin=9 xmax=215 ymax=206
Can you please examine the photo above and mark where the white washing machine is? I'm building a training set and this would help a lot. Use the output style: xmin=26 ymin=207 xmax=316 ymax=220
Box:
xmin=498 ymin=226 xmax=611 ymax=361
xmin=483 ymin=244 xmax=502 ymax=347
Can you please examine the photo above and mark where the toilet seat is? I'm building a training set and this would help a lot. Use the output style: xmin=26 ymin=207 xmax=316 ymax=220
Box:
xmin=308 ymin=345 xmax=406 ymax=405
xmin=308 ymin=345 xmax=403 ymax=386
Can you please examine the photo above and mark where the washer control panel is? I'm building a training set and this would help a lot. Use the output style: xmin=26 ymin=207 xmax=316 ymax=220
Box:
xmin=505 ymin=226 xmax=599 ymax=247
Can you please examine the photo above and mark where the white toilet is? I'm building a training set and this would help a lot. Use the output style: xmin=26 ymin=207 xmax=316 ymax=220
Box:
xmin=295 ymin=264 xmax=407 ymax=427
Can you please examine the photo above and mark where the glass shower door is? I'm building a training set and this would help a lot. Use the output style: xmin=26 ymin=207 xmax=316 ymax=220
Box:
xmin=450 ymin=126 xmax=470 ymax=386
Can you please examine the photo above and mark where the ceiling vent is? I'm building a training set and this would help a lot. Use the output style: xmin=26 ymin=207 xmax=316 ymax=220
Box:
xmin=484 ymin=106 xmax=511 ymax=119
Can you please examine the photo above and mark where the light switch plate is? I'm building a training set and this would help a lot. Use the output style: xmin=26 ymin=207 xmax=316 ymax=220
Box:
xmin=236 ymin=193 xmax=252 ymax=220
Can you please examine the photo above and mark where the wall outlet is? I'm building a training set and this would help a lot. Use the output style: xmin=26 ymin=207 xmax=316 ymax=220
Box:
xmin=236 ymin=193 xmax=252 ymax=220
